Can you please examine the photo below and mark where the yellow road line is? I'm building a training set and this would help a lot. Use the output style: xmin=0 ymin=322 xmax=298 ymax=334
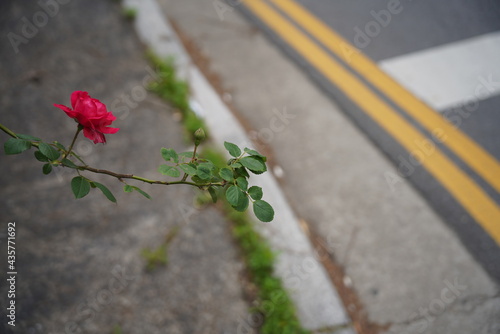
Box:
xmin=242 ymin=0 xmax=500 ymax=244
xmin=271 ymin=0 xmax=500 ymax=196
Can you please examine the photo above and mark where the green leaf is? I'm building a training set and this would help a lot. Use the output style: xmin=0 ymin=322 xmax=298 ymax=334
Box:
xmin=179 ymin=163 xmax=197 ymax=175
xmin=232 ymin=195 xmax=249 ymax=212
xmin=236 ymin=177 xmax=248 ymax=191
xmin=61 ymin=159 xmax=78 ymax=168
xmin=42 ymin=163 xmax=52 ymax=175
xmin=179 ymin=151 xmax=197 ymax=162
xmin=219 ymin=168 xmax=234 ymax=181
xmin=158 ymin=165 xmax=181 ymax=178
xmin=224 ymin=141 xmax=241 ymax=158
xmin=208 ymin=187 xmax=217 ymax=203
xmin=210 ymin=176 xmax=223 ymax=183
xmin=132 ymin=186 xmax=152 ymax=199
xmin=161 ymin=148 xmax=179 ymax=163
xmin=201 ymin=160 xmax=216 ymax=170
xmin=191 ymin=175 xmax=205 ymax=184
xmin=34 ymin=150 xmax=49 ymax=162
xmin=226 ymin=185 xmax=244 ymax=207
xmin=38 ymin=142 xmax=60 ymax=161
xmin=4 ymin=138 xmax=31 ymax=155
xmin=253 ymin=200 xmax=274 ymax=222
xmin=179 ymin=151 xmax=195 ymax=158
xmin=94 ymin=182 xmax=117 ymax=203
xmin=240 ymin=156 xmax=266 ymax=173
xmin=123 ymin=185 xmax=151 ymax=199
xmin=197 ymin=164 xmax=212 ymax=180
xmin=53 ymin=141 xmax=66 ymax=151
xmin=248 ymin=186 xmax=263 ymax=200
xmin=244 ymin=147 xmax=266 ymax=161
xmin=123 ymin=185 xmax=134 ymax=193
xmin=234 ymin=166 xmax=250 ymax=179
xmin=16 ymin=133 xmax=41 ymax=141
xmin=231 ymin=162 xmax=242 ymax=168
xmin=71 ymin=176 xmax=91 ymax=199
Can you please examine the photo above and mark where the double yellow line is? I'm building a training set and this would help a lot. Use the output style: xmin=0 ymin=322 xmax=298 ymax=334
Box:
xmin=242 ymin=0 xmax=500 ymax=244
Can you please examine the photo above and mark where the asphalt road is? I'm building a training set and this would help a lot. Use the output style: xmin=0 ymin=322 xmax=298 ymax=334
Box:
xmin=239 ymin=0 xmax=500 ymax=281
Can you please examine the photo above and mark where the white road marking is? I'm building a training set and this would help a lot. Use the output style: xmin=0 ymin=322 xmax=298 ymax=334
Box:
xmin=379 ymin=31 xmax=500 ymax=111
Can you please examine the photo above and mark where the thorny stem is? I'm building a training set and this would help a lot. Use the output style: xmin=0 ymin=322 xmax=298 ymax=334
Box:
xmin=0 ymin=122 xmax=223 ymax=189
xmin=78 ymin=165 xmax=222 ymax=188
xmin=62 ymin=125 xmax=83 ymax=161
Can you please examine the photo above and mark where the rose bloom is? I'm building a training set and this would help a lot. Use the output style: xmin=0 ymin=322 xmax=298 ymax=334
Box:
xmin=55 ymin=91 xmax=119 ymax=144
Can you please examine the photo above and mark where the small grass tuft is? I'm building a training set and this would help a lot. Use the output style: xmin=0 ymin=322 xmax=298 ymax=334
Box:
xmin=141 ymin=244 xmax=168 ymax=271
xmin=122 ymin=7 xmax=137 ymax=21
xmin=140 ymin=226 xmax=180 ymax=271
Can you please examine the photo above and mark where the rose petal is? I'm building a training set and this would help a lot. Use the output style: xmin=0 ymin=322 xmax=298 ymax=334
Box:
xmin=94 ymin=100 xmax=108 ymax=115
xmin=77 ymin=98 xmax=97 ymax=117
xmin=70 ymin=91 xmax=88 ymax=109
xmin=100 ymin=126 xmax=120 ymax=134
xmin=54 ymin=103 xmax=78 ymax=118
xmin=83 ymin=127 xmax=106 ymax=144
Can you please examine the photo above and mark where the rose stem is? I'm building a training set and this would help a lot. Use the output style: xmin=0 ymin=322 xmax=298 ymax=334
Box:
xmin=62 ymin=125 xmax=83 ymax=161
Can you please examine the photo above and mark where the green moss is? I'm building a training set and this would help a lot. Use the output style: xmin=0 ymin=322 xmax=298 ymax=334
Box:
xmin=146 ymin=52 xmax=208 ymax=139
xmin=223 ymin=202 xmax=310 ymax=334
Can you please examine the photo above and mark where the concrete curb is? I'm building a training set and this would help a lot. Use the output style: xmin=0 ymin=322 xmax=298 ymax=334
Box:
xmin=123 ymin=0 xmax=353 ymax=331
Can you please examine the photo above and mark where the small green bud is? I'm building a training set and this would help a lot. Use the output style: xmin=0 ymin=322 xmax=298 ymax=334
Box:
xmin=194 ymin=128 xmax=205 ymax=146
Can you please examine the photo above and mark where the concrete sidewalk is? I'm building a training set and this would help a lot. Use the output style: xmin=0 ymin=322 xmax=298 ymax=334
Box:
xmin=154 ymin=0 xmax=500 ymax=333
xmin=0 ymin=1 xmax=254 ymax=333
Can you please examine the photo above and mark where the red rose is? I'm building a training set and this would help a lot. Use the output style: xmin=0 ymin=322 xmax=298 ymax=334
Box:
xmin=55 ymin=91 xmax=119 ymax=144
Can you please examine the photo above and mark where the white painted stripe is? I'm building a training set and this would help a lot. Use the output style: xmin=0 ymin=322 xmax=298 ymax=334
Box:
xmin=379 ymin=32 xmax=500 ymax=111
